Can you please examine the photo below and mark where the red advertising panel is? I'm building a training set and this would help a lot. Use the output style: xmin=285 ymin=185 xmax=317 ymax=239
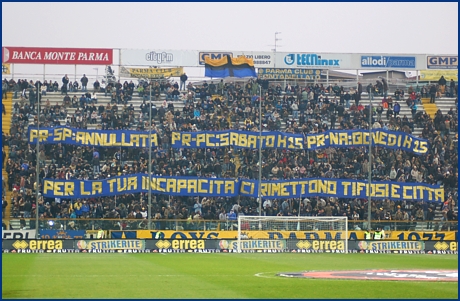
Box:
xmin=2 ymin=47 xmax=113 ymax=65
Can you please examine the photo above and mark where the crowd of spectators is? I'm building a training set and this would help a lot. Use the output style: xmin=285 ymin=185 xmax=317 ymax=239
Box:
xmin=1 ymin=74 xmax=458 ymax=231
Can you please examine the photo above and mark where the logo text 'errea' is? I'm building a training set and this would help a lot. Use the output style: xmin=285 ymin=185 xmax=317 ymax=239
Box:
xmin=145 ymin=52 xmax=173 ymax=64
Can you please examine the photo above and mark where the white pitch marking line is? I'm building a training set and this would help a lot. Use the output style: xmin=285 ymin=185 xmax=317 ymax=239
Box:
xmin=254 ymin=272 xmax=288 ymax=279
xmin=6 ymin=274 xmax=250 ymax=277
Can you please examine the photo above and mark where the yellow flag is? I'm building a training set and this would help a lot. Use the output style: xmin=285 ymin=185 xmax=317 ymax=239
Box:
xmin=2 ymin=63 xmax=11 ymax=74
xmin=420 ymin=70 xmax=457 ymax=81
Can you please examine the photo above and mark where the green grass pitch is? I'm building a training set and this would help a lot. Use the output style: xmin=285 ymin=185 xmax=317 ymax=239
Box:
xmin=2 ymin=253 xmax=458 ymax=299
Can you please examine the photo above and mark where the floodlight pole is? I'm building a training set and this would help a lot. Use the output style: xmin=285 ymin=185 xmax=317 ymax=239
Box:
xmin=367 ymin=92 xmax=373 ymax=231
xmin=258 ymin=86 xmax=262 ymax=230
xmin=298 ymin=193 xmax=302 ymax=217
xmin=35 ymin=83 xmax=41 ymax=239
xmin=296 ymin=193 xmax=302 ymax=231
xmin=148 ymin=81 xmax=152 ymax=230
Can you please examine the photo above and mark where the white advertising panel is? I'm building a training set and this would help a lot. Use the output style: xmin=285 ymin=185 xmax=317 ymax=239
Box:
xmin=274 ymin=52 xmax=353 ymax=69
xmin=2 ymin=229 xmax=37 ymax=239
xmin=233 ymin=51 xmax=274 ymax=68
xmin=116 ymin=49 xmax=456 ymax=71
xmin=198 ymin=51 xmax=274 ymax=68
xmin=120 ymin=49 xmax=198 ymax=67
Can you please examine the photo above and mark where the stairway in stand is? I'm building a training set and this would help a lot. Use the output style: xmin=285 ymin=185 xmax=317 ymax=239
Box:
xmin=421 ymin=98 xmax=438 ymax=119
xmin=2 ymin=92 xmax=13 ymax=226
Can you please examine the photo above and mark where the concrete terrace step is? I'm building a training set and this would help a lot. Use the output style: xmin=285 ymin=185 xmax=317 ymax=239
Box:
xmin=24 ymin=92 xmax=457 ymax=135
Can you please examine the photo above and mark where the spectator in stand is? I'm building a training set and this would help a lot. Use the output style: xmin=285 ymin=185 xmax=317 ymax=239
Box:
xmin=172 ymin=87 xmax=180 ymax=100
xmin=430 ymin=84 xmax=437 ymax=103
xmin=61 ymin=74 xmax=69 ymax=94
xmin=93 ymin=149 xmax=100 ymax=173
xmin=3 ymin=80 xmax=9 ymax=99
xmin=180 ymin=73 xmax=188 ymax=91
xmin=374 ymin=80 xmax=382 ymax=96
xmin=410 ymin=102 xmax=417 ymax=119
xmin=344 ymin=92 xmax=351 ymax=108
xmin=93 ymin=79 xmax=100 ymax=92
xmin=393 ymin=102 xmax=400 ymax=118
xmin=438 ymin=76 xmax=447 ymax=95
xmin=40 ymin=83 xmax=47 ymax=96
xmin=72 ymin=80 xmax=79 ymax=92
xmin=420 ymin=85 xmax=427 ymax=98
xmin=365 ymin=83 xmax=373 ymax=100
xmin=2 ymin=78 xmax=457 ymax=231
xmin=357 ymin=82 xmax=362 ymax=102
xmin=50 ymin=81 xmax=59 ymax=92
xmin=81 ymin=74 xmax=89 ymax=92
xmin=449 ymin=79 xmax=456 ymax=97
xmin=381 ymin=78 xmax=388 ymax=99
xmin=388 ymin=94 xmax=395 ymax=108
xmin=91 ymin=92 xmax=98 ymax=103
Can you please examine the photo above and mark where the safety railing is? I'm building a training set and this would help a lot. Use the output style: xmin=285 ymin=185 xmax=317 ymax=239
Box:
xmin=8 ymin=218 xmax=458 ymax=232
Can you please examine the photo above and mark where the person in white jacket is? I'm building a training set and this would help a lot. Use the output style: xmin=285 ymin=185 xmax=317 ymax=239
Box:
xmin=291 ymin=101 xmax=299 ymax=119
xmin=91 ymin=92 xmax=98 ymax=103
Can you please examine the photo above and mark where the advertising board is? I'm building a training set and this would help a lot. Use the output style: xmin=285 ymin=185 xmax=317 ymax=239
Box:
xmin=198 ymin=51 xmax=233 ymax=65
xmin=420 ymin=70 xmax=458 ymax=81
xmin=121 ymin=230 xmax=457 ymax=241
xmin=258 ymin=68 xmax=320 ymax=79
xmin=146 ymin=239 xmax=213 ymax=252
xmin=119 ymin=66 xmax=183 ymax=78
xmin=360 ymin=56 xmax=416 ymax=69
xmin=76 ymin=239 xmax=145 ymax=251
xmin=221 ymin=240 xmax=287 ymax=251
xmin=290 ymin=240 xmax=346 ymax=252
xmin=2 ymin=47 xmax=113 ymax=65
xmin=2 ymin=239 xmax=73 ymax=252
xmin=274 ymin=52 xmax=352 ymax=69
xmin=427 ymin=56 xmax=458 ymax=69
xmin=120 ymin=49 xmax=198 ymax=67
xmin=355 ymin=240 xmax=425 ymax=253
xmin=2 ymin=230 xmax=36 ymax=240
xmin=199 ymin=51 xmax=274 ymax=68
xmin=2 ymin=239 xmax=457 ymax=254
xmin=425 ymin=241 xmax=458 ymax=254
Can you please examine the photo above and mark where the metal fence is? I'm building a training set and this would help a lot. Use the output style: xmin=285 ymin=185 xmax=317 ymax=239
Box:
xmin=10 ymin=218 xmax=458 ymax=232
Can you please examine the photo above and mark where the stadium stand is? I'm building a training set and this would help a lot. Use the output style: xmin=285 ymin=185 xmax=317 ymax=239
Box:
xmin=1 ymin=76 xmax=458 ymax=232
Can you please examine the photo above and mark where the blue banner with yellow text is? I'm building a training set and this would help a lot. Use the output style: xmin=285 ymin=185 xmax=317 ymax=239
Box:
xmin=239 ymin=178 xmax=443 ymax=202
xmin=29 ymin=127 xmax=428 ymax=154
xmin=171 ymin=130 xmax=304 ymax=150
xmin=42 ymin=174 xmax=444 ymax=203
xmin=111 ymin=231 xmax=137 ymax=239
xmin=305 ymin=129 xmax=428 ymax=155
xmin=39 ymin=230 xmax=86 ymax=239
xmin=42 ymin=175 xmax=238 ymax=199
xmin=171 ymin=129 xmax=428 ymax=154
xmin=27 ymin=126 xmax=158 ymax=148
